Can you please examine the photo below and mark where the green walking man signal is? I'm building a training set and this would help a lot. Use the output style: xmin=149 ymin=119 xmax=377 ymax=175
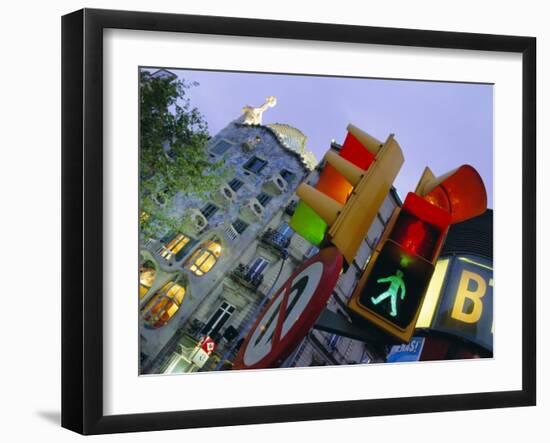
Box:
xmin=370 ymin=269 xmax=407 ymax=317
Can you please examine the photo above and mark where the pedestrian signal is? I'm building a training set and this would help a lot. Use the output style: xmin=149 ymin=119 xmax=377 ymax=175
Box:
xmin=348 ymin=164 xmax=487 ymax=343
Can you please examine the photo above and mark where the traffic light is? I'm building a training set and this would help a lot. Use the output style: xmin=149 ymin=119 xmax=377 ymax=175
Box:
xmin=290 ymin=124 xmax=404 ymax=264
xmin=347 ymin=165 xmax=487 ymax=343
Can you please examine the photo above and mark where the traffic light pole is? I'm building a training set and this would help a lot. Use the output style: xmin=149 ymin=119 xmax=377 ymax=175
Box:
xmin=313 ymin=308 xmax=395 ymax=362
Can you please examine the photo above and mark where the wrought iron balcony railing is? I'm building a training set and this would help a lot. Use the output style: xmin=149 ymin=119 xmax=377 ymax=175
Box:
xmin=260 ymin=228 xmax=290 ymax=258
xmin=230 ymin=263 xmax=264 ymax=290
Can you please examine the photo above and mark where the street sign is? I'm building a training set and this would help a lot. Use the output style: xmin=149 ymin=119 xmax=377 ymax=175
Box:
xmin=417 ymin=255 xmax=494 ymax=351
xmin=233 ymin=247 xmax=343 ymax=370
xmin=386 ymin=337 xmax=425 ymax=363
xmin=200 ymin=336 xmax=216 ymax=354
xmin=191 ymin=348 xmax=211 ymax=368
xmin=191 ymin=336 xmax=216 ymax=368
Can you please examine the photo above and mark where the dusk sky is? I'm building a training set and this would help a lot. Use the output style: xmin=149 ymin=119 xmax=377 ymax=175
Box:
xmin=155 ymin=68 xmax=494 ymax=208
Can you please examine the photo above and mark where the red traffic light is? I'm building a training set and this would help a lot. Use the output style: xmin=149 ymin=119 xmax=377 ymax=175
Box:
xmin=390 ymin=192 xmax=452 ymax=262
xmin=340 ymin=130 xmax=376 ymax=170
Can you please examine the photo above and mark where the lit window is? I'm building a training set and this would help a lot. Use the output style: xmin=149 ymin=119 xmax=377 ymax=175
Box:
xmin=142 ymin=281 xmax=186 ymax=329
xmin=140 ymin=211 xmax=150 ymax=224
xmin=187 ymin=240 xmax=222 ymax=276
xmin=243 ymin=156 xmax=267 ymax=174
xmin=158 ymin=233 xmax=192 ymax=260
xmin=139 ymin=260 xmax=156 ymax=299
xmin=257 ymin=192 xmax=272 ymax=207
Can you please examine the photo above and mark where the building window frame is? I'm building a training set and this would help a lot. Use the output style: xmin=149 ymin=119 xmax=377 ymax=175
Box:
xmin=243 ymin=156 xmax=268 ymax=174
xmin=158 ymin=232 xmax=193 ymax=261
xmin=228 ymin=177 xmax=244 ymax=192
xmin=141 ymin=281 xmax=186 ymax=329
xmin=210 ymin=139 xmax=234 ymax=156
xmin=200 ymin=202 xmax=219 ymax=220
xmin=186 ymin=239 xmax=222 ymax=276
xmin=232 ymin=218 xmax=249 ymax=235
xmin=257 ymin=192 xmax=273 ymax=207
xmin=248 ymin=256 xmax=270 ymax=279
xmin=203 ymin=301 xmax=236 ymax=337
xmin=280 ymin=168 xmax=295 ymax=183
xmin=139 ymin=260 xmax=157 ymax=299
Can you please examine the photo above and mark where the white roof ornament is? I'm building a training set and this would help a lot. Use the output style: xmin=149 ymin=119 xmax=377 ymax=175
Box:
xmin=241 ymin=96 xmax=277 ymax=125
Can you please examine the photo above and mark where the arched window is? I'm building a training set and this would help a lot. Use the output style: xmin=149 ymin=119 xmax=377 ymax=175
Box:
xmin=139 ymin=260 xmax=157 ymax=299
xmin=141 ymin=281 xmax=186 ymax=329
xmin=186 ymin=239 xmax=222 ymax=276
xmin=158 ymin=233 xmax=193 ymax=260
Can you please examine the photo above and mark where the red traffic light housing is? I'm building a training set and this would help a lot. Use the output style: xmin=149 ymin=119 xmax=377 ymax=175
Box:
xmin=416 ymin=165 xmax=487 ymax=224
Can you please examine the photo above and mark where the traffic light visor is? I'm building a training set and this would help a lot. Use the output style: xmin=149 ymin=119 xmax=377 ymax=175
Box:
xmin=422 ymin=165 xmax=487 ymax=224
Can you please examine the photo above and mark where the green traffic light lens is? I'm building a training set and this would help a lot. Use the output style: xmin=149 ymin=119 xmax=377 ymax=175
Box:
xmin=289 ymin=201 xmax=327 ymax=246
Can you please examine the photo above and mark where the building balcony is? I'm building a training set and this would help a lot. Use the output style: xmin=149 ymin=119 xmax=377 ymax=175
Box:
xmin=230 ymin=264 xmax=264 ymax=290
xmin=240 ymin=198 xmax=264 ymax=221
xmin=260 ymin=228 xmax=290 ymax=259
xmin=264 ymin=173 xmax=288 ymax=195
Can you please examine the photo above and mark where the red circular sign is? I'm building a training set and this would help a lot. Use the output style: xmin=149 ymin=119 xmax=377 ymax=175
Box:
xmin=233 ymin=247 xmax=343 ymax=370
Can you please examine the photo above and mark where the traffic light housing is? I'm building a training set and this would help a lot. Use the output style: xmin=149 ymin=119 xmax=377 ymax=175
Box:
xmin=347 ymin=165 xmax=487 ymax=343
xmin=290 ymin=124 xmax=404 ymax=264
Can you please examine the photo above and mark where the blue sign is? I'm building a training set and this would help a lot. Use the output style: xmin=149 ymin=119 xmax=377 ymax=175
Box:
xmin=386 ymin=337 xmax=425 ymax=363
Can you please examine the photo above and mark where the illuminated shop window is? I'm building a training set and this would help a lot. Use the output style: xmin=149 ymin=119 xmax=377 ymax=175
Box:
xmin=158 ymin=233 xmax=193 ymax=260
xmin=142 ymin=281 xmax=186 ymax=329
xmin=187 ymin=240 xmax=222 ymax=276
xmin=139 ymin=260 xmax=157 ymax=299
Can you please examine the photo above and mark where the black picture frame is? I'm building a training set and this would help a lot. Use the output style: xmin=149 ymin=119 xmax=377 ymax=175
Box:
xmin=61 ymin=8 xmax=536 ymax=435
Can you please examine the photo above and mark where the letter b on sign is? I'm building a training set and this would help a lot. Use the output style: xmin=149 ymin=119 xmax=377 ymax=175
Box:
xmin=451 ymin=270 xmax=487 ymax=324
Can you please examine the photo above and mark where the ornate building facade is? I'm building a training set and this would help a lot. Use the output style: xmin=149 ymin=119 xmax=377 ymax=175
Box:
xmin=139 ymin=93 xmax=317 ymax=373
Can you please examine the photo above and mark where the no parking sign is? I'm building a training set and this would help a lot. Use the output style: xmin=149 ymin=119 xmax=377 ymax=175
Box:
xmin=233 ymin=247 xmax=343 ymax=370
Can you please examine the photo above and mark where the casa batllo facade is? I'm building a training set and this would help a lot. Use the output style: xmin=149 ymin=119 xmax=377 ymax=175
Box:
xmin=139 ymin=94 xmax=317 ymax=373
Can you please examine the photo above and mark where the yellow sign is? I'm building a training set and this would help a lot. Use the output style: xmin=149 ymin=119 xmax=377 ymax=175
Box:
xmin=415 ymin=255 xmax=493 ymax=351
